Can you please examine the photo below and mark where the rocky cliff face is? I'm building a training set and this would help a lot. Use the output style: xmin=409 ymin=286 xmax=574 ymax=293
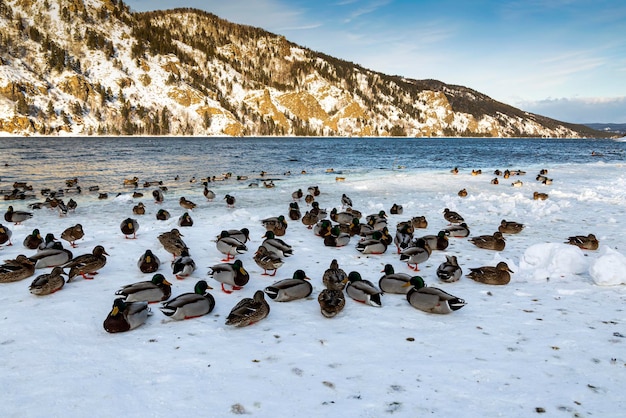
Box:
xmin=0 ymin=0 xmax=608 ymax=138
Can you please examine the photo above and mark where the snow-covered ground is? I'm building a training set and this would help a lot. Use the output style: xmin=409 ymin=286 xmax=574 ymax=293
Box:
xmin=1 ymin=161 xmax=625 ymax=417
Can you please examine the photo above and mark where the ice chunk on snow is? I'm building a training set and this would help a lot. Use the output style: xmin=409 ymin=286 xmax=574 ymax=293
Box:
xmin=519 ymin=243 xmax=588 ymax=280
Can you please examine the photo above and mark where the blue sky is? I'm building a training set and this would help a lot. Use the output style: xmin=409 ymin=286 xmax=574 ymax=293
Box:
xmin=125 ymin=0 xmax=626 ymax=124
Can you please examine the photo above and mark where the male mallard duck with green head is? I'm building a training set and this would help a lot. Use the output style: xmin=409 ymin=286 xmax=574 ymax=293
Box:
xmin=264 ymin=269 xmax=312 ymax=302
xmin=378 ymin=264 xmax=417 ymax=294
xmin=160 ymin=280 xmax=215 ymax=320
xmin=406 ymin=282 xmax=466 ymax=314
xmin=23 ymin=228 xmax=43 ymax=250
xmin=436 ymin=255 xmax=462 ymax=283
xmin=208 ymin=259 xmax=250 ymax=293
xmin=103 ymin=298 xmax=150 ymax=333
xmin=116 ymin=273 xmax=172 ymax=303
xmin=344 ymin=271 xmax=383 ymax=307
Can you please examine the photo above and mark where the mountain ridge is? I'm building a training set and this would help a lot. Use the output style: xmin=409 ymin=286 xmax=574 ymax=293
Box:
xmin=0 ymin=0 xmax=613 ymax=138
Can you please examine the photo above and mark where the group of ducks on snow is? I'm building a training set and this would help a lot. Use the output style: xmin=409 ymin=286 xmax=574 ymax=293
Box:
xmin=0 ymin=172 xmax=600 ymax=333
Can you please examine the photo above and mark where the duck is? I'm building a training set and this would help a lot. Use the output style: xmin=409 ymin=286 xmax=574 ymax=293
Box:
xmin=156 ymin=209 xmax=171 ymax=220
xmin=64 ymin=245 xmax=109 ymax=281
xmin=443 ymin=208 xmax=464 ymax=224
xmin=436 ymin=255 xmax=462 ymax=283
xmin=208 ymin=259 xmax=250 ymax=293
xmin=406 ymin=285 xmax=466 ymax=314
xmin=160 ymin=280 xmax=215 ymax=320
xmin=158 ymin=229 xmax=187 ymax=258
xmin=216 ymin=230 xmax=248 ymax=261
xmin=378 ymin=264 xmax=423 ymax=294
xmin=0 ymin=255 xmax=35 ymax=283
xmin=4 ymin=205 xmax=33 ymax=224
xmin=0 ymin=224 xmax=13 ymax=246
xmin=261 ymin=231 xmax=293 ymax=258
xmin=28 ymin=246 xmax=73 ymax=269
xmin=305 ymin=193 xmax=315 ymax=206
xmin=469 ymin=231 xmax=506 ymax=251
xmin=318 ymin=288 xmax=346 ymax=318
xmin=203 ymin=186 xmax=216 ymax=201
xmin=224 ymin=194 xmax=236 ymax=208
xmin=356 ymin=230 xmax=388 ymax=254
xmin=366 ymin=210 xmax=388 ymax=231
xmin=253 ymin=245 xmax=284 ymax=276
xmin=565 ymin=233 xmax=599 ymax=250
xmin=308 ymin=185 xmax=321 ymax=197
xmin=178 ymin=212 xmax=193 ymax=227
xmin=301 ymin=211 xmax=317 ymax=229
xmin=399 ymin=238 xmax=431 ymax=271
xmin=344 ymin=271 xmax=383 ymax=307
xmin=390 ymin=203 xmax=403 ymax=215
xmin=491 ymin=177 xmax=499 ymax=185
xmin=103 ymin=298 xmax=150 ymax=333
xmin=323 ymin=226 xmax=351 ymax=247
xmin=225 ymin=290 xmax=270 ymax=327
xmin=116 ymin=273 xmax=172 ymax=303
xmin=288 ymin=202 xmax=301 ymax=221
xmin=498 ymin=219 xmax=524 ymax=234
xmin=171 ymin=249 xmax=196 ymax=280
xmin=152 ymin=189 xmax=164 ymax=203
xmin=218 ymin=228 xmax=250 ymax=244
xmin=533 ymin=191 xmax=549 ymax=200
xmin=451 ymin=167 xmax=459 ymax=174
xmin=61 ymin=224 xmax=84 ymax=248
xmin=309 ymin=201 xmax=327 ymax=221
xmin=29 ymin=266 xmax=67 ymax=295
xmin=291 ymin=189 xmax=303 ymax=200
xmin=341 ymin=193 xmax=353 ymax=208
xmin=264 ymin=269 xmax=313 ymax=302
xmin=338 ymin=217 xmax=362 ymax=237
xmin=467 ymin=261 xmax=513 ymax=285
xmin=261 ymin=215 xmax=288 ymax=236
xmin=179 ymin=197 xmax=197 ymax=210
xmin=322 ymin=259 xmax=347 ymax=290
xmin=132 ymin=202 xmax=146 ymax=215
xmin=411 ymin=216 xmax=428 ymax=229
xmin=418 ymin=230 xmax=449 ymax=251
xmin=445 ymin=222 xmax=470 ymax=238
xmin=137 ymin=249 xmax=161 ymax=273
xmin=512 ymin=180 xmax=523 ymax=187
xmin=132 ymin=191 xmax=143 ymax=198
xmin=457 ymin=188 xmax=468 ymax=198
xmin=313 ymin=219 xmax=333 ymax=237
xmin=23 ymin=228 xmax=42 ymax=250
xmin=120 ymin=218 xmax=139 ymax=239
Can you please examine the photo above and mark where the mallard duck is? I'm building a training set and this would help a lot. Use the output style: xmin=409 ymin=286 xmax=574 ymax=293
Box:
xmin=0 ymin=224 xmax=12 ymax=246
xmin=305 ymin=193 xmax=315 ymax=205
xmin=4 ymin=205 xmax=33 ymax=224
xmin=399 ymin=238 xmax=431 ymax=271
xmin=178 ymin=212 xmax=193 ymax=227
xmin=224 ymin=194 xmax=236 ymax=208
xmin=120 ymin=218 xmax=139 ymax=239
xmin=339 ymin=217 xmax=362 ymax=237
xmin=330 ymin=208 xmax=355 ymax=226
xmin=309 ymin=201 xmax=327 ymax=221
xmin=393 ymin=223 xmax=414 ymax=254
xmin=356 ymin=230 xmax=388 ymax=254
xmin=472 ymin=169 xmax=482 ymax=176
xmin=469 ymin=232 xmax=506 ymax=251
xmin=314 ymin=219 xmax=333 ymax=237
xmin=217 ymin=228 xmax=250 ymax=244
xmin=491 ymin=177 xmax=499 ymax=185
xmin=443 ymin=208 xmax=464 ymax=224
xmin=208 ymin=259 xmax=250 ymax=293
xmin=253 ymin=245 xmax=284 ymax=276
xmin=390 ymin=203 xmax=403 ymax=215
xmin=458 ymin=189 xmax=468 ymax=198
xmin=322 ymin=259 xmax=347 ymax=290
xmin=411 ymin=216 xmax=428 ymax=229
xmin=261 ymin=231 xmax=293 ymax=258
xmin=179 ymin=196 xmax=196 ymax=211
xmin=64 ymin=245 xmax=109 ymax=281
xmin=61 ymin=224 xmax=84 ymax=248
xmin=158 ymin=229 xmax=187 ymax=258
xmin=451 ymin=167 xmax=459 ymax=174
xmin=436 ymin=255 xmax=462 ymax=283
xmin=116 ymin=273 xmax=172 ymax=303
xmin=262 ymin=215 xmax=288 ymax=236
xmin=132 ymin=202 xmax=145 ymax=215
xmin=156 ymin=209 xmax=171 ymax=220
xmin=418 ymin=230 xmax=449 ymax=251
xmin=103 ymin=298 xmax=150 ymax=333
xmin=264 ymin=269 xmax=312 ymax=302
xmin=152 ymin=189 xmax=164 ymax=203
xmin=291 ymin=188 xmax=304 ymax=200
xmin=341 ymin=193 xmax=353 ymax=208
xmin=29 ymin=247 xmax=73 ymax=269
xmin=378 ymin=264 xmax=423 ymax=294
xmin=216 ymin=230 xmax=248 ymax=261
xmin=445 ymin=222 xmax=470 ymax=238
xmin=132 ymin=191 xmax=143 ymax=198
xmin=29 ymin=266 xmax=66 ymax=295
xmin=0 ymin=255 xmax=35 ymax=283
xmin=301 ymin=211 xmax=317 ymax=229
xmin=23 ymin=228 xmax=42 ymax=249
xmin=308 ymin=185 xmax=321 ymax=197
xmin=498 ymin=219 xmax=524 ymax=234
xmin=565 ymin=234 xmax=599 ymax=250
xmin=160 ymin=280 xmax=215 ymax=320
xmin=288 ymin=202 xmax=301 ymax=221
xmin=533 ymin=191 xmax=549 ymax=200
xmin=323 ymin=226 xmax=351 ymax=247
xmin=407 ymin=285 xmax=466 ymax=314
xmin=171 ymin=249 xmax=196 ymax=280
xmin=137 ymin=249 xmax=161 ymax=273
xmin=225 ymin=290 xmax=270 ymax=327
xmin=467 ymin=261 xmax=513 ymax=285
xmin=203 ymin=186 xmax=216 ymax=201
xmin=344 ymin=271 xmax=383 ymax=307
xmin=512 ymin=180 xmax=523 ymax=187
xmin=318 ymin=288 xmax=345 ymax=318
xmin=366 ymin=210 xmax=388 ymax=231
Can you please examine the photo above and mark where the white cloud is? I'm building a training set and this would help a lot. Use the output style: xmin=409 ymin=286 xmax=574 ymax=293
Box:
xmin=516 ymin=96 xmax=626 ymax=124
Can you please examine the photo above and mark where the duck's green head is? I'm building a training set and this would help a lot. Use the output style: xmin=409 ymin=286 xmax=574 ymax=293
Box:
xmin=264 ymin=231 xmax=276 ymax=239
xmin=346 ymin=271 xmax=363 ymax=283
xmin=111 ymin=298 xmax=127 ymax=316
xmin=382 ymin=264 xmax=395 ymax=274
xmin=408 ymin=276 xmax=426 ymax=289
xmin=293 ymin=269 xmax=309 ymax=280
xmin=194 ymin=280 xmax=212 ymax=294
xmin=152 ymin=274 xmax=171 ymax=286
